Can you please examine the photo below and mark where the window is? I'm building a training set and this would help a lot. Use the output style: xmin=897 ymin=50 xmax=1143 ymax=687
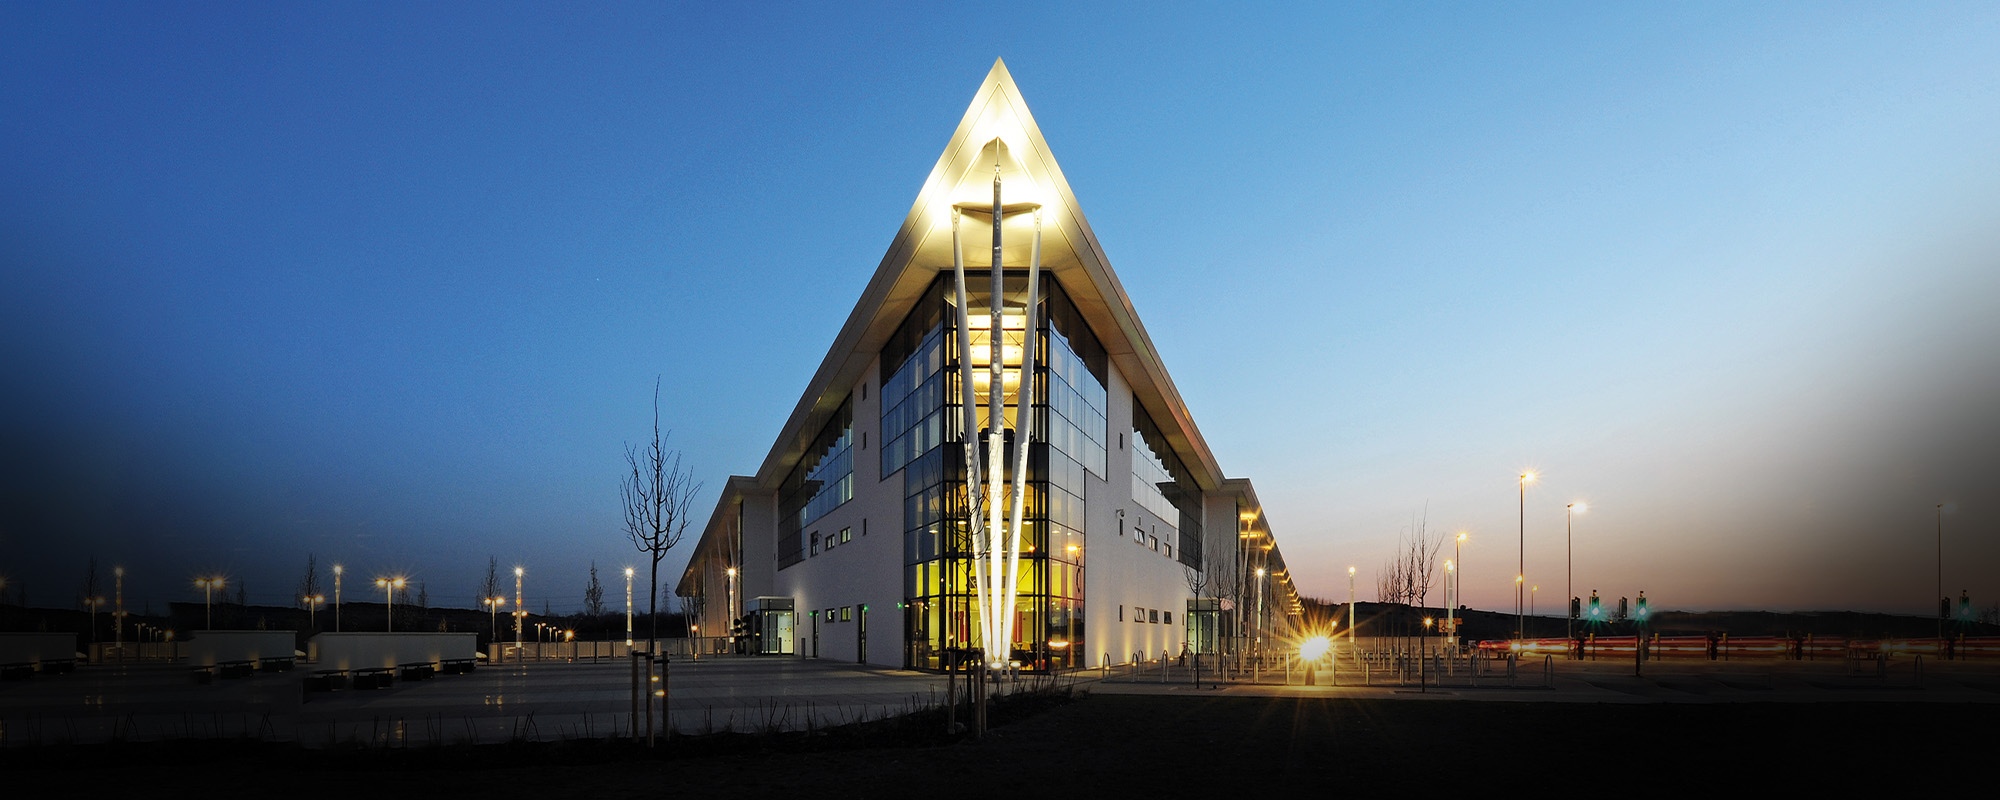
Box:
xmin=839 ymin=526 xmax=852 ymax=545
xmin=1164 ymin=611 xmax=1173 ymax=625
xmin=841 ymin=606 xmax=853 ymax=622
xmin=1136 ymin=607 xmax=1147 ymax=623
xmin=778 ymin=396 xmax=856 ymax=569
xmin=1119 ymin=605 xmax=1124 ymax=622
xmin=1149 ymin=610 xmax=1159 ymax=623
xmin=811 ymin=532 xmax=820 ymax=555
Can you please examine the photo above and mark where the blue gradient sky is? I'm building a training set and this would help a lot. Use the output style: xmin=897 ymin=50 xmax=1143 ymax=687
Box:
xmin=4 ymin=3 xmax=1996 ymax=616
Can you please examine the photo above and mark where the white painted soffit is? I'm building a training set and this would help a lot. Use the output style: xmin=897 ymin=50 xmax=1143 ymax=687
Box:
xmin=752 ymin=58 xmax=1223 ymax=492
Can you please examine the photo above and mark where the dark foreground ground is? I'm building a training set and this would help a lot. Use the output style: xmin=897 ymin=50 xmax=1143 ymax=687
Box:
xmin=8 ymin=692 xmax=1987 ymax=796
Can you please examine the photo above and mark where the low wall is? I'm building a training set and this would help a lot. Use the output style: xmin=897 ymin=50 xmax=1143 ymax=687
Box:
xmin=89 ymin=642 xmax=181 ymax=663
xmin=488 ymin=641 xmax=637 ymax=662
xmin=184 ymin=630 xmax=297 ymax=667
xmin=309 ymin=632 xmax=477 ymax=670
xmin=0 ymin=632 xmax=79 ymax=667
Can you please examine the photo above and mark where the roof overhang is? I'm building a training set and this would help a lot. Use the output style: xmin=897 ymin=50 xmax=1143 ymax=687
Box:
xmin=752 ymin=58 xmax=1224 ymax=492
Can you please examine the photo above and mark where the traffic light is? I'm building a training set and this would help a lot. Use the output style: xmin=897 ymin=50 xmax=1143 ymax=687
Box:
xmin=1635 ymin=591 xmax=1649 ymax=621
xmin=1589 ymin=591 xmax=1602 ymax=619
xmin=1617 ymin=597 xmax=1629 ymax=621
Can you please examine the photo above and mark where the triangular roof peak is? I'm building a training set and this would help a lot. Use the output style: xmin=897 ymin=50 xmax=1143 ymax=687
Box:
xmin=753 ymin=60 xmax=1222 ymax=492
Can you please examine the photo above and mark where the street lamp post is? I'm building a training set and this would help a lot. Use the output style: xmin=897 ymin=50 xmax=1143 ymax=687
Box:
xmin=1454 ymin=532 xmax=1467 ymax=650
xmin=114 ymin=566 xmax=125 ymax=649
xmin=625 ymin=567 xmax=635 ymax=648
xmin=332 ymin=564 xmax=343 ymax=632
xmin=1448 ymin=560 xmax=1464 ymax=652
xmin=85 ymin=596 xmax=105 ymax=645
xmin=305 ymin=594 xmax=324 ymax=628
xmin=726 ymin=567 xmax=739 ymax=648
xmin=1347 ymin=566 xmax=1357 ymax=651
xmin=376 ymin=577 xmax=405 ymax=632
xmin=1567 ymin=502 xmax=1585 ymax=642
xmin=514 ymin=567 xmax=525 ymax=655
xmin=1518 ymin=472 xmax=1535 ymax=640
xmin=195 ymin=577 xmax=223 ymax=629
xmin=1937 ymin=503 xmax=1945 ymax=639
xmin=1254 ymin=567 xmax=1267 ymax=657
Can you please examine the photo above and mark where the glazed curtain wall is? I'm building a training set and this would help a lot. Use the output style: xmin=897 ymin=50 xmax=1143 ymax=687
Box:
xmin=881 ymin=272 xmax=1106 ymax=670
xmin=777 ymin=397 xmax=854 ymax=570
xmin=1131 ymin=403 xmax=1203 ymax=570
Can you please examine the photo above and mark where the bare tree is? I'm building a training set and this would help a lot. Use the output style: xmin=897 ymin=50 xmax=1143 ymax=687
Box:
xmin=478 ymin=556 xmax=501 ymax=608
xmin=584 ymin=562 xmax=606 ymax=617
xmin=1209 ymin=548 xmax=1242 ymax=669
xmin=623 ymin=377 xmax=703 ymax=655
xmin=80 ymin=556 xmax=101 ymax=610
xmin=298 ymin=554 xmax=323 ymax=609
xmin=1183 ymin=558 xmax=1211 ymax=689
xmin=680 ymin=589 xmax=708 ymax=650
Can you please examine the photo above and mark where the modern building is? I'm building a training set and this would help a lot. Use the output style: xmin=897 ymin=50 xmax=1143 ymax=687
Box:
xmin=678 ymin=60 xmax=1304 ymax=671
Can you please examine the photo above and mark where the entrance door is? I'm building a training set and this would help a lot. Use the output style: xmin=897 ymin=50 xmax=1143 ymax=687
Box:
xmin=857 ymin=605 xmax=868 ymax=664
xmin=811 ymin=611 xmax=820 ymax=659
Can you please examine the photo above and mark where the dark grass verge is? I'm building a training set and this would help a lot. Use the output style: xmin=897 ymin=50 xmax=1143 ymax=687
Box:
xmin=0 ymin=681 xmax=1078 ymax=774
xmin=7 ymin=692 xmax=1987 ymax=797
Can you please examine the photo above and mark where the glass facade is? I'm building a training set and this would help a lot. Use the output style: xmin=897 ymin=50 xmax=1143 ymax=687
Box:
xmin=1132 ymin=402 xmax=1203 ymax=570
xmin=882 ymin=271 xmax=1106 ymax=671
xmin=777 ymin=396 xmax=854 ymax=570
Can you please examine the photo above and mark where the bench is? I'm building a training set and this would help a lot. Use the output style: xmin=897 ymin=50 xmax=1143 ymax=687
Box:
xmin=397 ymin=661 xmax=435 ymax=681
xmin=40 ymin=658 xmax=77 ymax=675
xmin=306 ymin=669 xmax=348 ymax=692
xmin=352 ymin=667 xmax=394 ymax=689
xmin=439 ymin=657 xmax=477 ymax=675
xmin=217 ymin=660 xmax=256 ymax=680
xmin=2 ymin=662 xmax=35 ymax=681
xmin=192 ymin=665 xmax=215 ymax=684
xmin=258 ymin=656 xmax=296 ymax=673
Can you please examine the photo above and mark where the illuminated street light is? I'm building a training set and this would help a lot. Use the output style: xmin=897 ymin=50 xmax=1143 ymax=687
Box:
xmin=1347 ymin=566 xmax=1357 ymax=651
xmin=515 ymin=566 xmax=525 ymax=653
xmin=194 ymin=577 xmax=225 ymax=629
xmin=1518 ymin=471 xmax=1535 ymax=640
xmin=332 ymin=564 xmax=344 ymax=632
xmin=305 ymin=594 xmax=325 ymax=629
xmin=726 ymin=566 xmax=739 ymax=648
xmin=625 ymin=567 xmax=635 ymax=648
xmin=376 ymin=576 xmax=406 ymax=632
xmin=1254 ymin=567 xmax=1267 ymax=655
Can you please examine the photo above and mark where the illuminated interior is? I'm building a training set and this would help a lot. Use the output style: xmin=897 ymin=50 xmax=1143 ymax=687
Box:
xmin=884 ymin=272 xmax=1103 ymax=671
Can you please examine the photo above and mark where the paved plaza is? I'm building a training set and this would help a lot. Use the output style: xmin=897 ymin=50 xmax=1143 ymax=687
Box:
xmin=3 ymin=654 xmax=1994 ymax=748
